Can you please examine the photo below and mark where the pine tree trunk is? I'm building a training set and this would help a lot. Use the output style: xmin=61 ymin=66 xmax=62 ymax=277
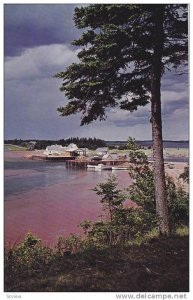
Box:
xmin=151 ymin=5 xmax=170 ymax=235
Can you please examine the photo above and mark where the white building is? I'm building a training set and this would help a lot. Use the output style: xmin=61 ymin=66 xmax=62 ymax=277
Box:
xmin=96 ymin=147 xmax=108 ymax=156
xmin=102 ymin=153 xmax=118 ymax=160
xmin=66 ymin=143 xmax=78 ymax=152
xmin=44 ymin=143 xmax=80 ymax=156
xmin=44 ymin=145 xmax=67 ymax=155
xmin=76 ymin=148 xmax=89 ymax=156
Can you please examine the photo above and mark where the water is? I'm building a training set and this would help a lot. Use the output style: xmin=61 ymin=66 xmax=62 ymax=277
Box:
xmin=148 ymin=157 xmax=189 ymax=163
xmin=4 ymin=151 xmax=132 ymax=246
xmin=147 ymin=141 xmax=189 ymax=149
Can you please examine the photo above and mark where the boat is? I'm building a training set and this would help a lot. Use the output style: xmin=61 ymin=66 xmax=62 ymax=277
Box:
xmin=112 ymin=166 xmax=128 ymax=170
xmin=87 ymin=164 xmax=96 ymax=168
xmin=95 ymin=164 xmax=112 ymax=170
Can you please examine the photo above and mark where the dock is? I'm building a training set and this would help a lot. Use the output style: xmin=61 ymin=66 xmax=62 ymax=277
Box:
xmin=26 ymin=154 xmax=131 ymax=168
xmin=26 ymin=154 xmax=76 ymax=162
xmin=66 ymin=159 xmax=130 ymax=168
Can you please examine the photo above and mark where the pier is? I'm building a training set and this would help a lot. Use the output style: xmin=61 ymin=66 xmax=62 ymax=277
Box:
xmin=26 ymin=154 xmax=131 ymax=168
xmin=66 ymin=159 xmax=130 ymax=168
xmin=26 ymin=154 xmax=76 ymax=162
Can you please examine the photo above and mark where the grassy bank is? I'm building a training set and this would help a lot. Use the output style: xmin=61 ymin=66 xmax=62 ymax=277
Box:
xmin=4 ymin=144 xmax=188 ymax=158
xmin=4 ymin=144 xmax=27 ymax=151
xmin=5 ymin=235 xmax=189 ymax=292
xmin=108 ymin=148 xmax=189 ymax=158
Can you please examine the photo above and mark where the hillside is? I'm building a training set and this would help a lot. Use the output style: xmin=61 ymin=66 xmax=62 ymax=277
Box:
xmin=5 ymin=236 xmax=189 ymax=292
xmin=4 ymin=144 xmax=27 ymax=151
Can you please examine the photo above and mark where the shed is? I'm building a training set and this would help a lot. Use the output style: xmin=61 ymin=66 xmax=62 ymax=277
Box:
xmin=102 ymin=153 xmax=118 ymax=160
xmin=96 ymin=147 xmax=108 ymax=155
xmin=76 ymin=148 xmax=89 ymax=156
xmin=66 ymin=143 xmax=78 ymax=152
xmin=44 ymin=145 xmax=67 ymax=155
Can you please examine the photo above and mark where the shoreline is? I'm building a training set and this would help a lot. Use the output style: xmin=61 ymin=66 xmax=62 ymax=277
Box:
xmin=4 ymin=146 xmax=189 ymax=157
xmin=25 ymin=149 xmax=188 ymax=163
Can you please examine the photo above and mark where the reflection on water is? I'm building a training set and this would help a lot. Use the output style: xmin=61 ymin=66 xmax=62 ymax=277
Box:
xmin=4 ymin=151 xmax=132 ymax=245
xmin=5 ymin=160 xmax=80 ymax=197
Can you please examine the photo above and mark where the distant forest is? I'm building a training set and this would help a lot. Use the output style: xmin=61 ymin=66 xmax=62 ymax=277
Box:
xmin=4 ymin=138 xmax=189 ymax=151
xmin=4 ymin=138 xmax=107 ymax=150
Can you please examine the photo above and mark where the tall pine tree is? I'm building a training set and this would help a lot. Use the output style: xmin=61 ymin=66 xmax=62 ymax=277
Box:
xmin=55 ymin=4 xmax=188 ymax=235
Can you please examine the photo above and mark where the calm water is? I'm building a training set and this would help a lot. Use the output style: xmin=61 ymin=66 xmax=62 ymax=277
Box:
xmin=4 ymin=151 xmax=132 ymax=245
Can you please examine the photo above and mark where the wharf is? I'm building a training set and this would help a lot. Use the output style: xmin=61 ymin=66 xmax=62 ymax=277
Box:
xmin=66 ymin=159 xmax=130 ymax=168
xmin=27 ymin=154 xmax=76 ymax=162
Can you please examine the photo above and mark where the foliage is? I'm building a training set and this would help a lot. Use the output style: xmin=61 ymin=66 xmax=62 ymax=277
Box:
xmin=57 ymin=234 xmax=84 ymax=254
xmin=4 ymin=137 xmax=107 ymax=150
xmin=5 ymin=235 xmax=189 ymax=292
xmin=78 ymin=161 xmax=188 ymax=247
xmin=92 ymin=174 xmax=126 ymax=222
xmin=78 ymin=175 xmax=157 ymax=247
xmin=128 ymin=166 xmax=155 ymax=214
xmin=129 ymin=150 xmax=149 ymax=165
xmin=127 ymin=152 xmax=189 ymax=233
xmin=175 ymin=226 xmax=189 ymax=237
xmin=79 ymin=210 xmax=156 ymax=248
xmin=126 ymin=137 xmax=139 ymax=151
xmin=167 ymin=177 xmax=189 ymax=231
xmin=4 ymin=233 xmax=54 ymax=276
xmin=179 ymin=165 xmax=189 ymax=184
xmin=55 ymin=4 xmax=187 ymax=125
xmin=55 ymin=3 xmax=187 ymax=235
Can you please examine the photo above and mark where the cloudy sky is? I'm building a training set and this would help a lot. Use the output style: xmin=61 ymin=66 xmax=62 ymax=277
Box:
xmin=4 ymin=4 xmax=189 ymax=141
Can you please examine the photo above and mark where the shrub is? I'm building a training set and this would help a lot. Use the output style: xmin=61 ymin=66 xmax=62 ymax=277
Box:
xmin=79 ymin=174 xmax=157 ymax=248
xmin=5 ymin=232 xmax=54 ymax=276
xmin=57 ymin=234 xmax=83 ymax=254
xmin=179 ymin=165 xmax=189 ymax=184
xmin=126 ymin=137 xmax=139 ymax=151
xmin=127 ymin=151 xmax=189 ymax=233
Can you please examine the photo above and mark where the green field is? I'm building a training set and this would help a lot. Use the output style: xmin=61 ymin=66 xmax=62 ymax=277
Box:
xmin=4 ymin=144 xmax=27 ymax=151
xmin=108 ymin=148 xmax=188 ymax=158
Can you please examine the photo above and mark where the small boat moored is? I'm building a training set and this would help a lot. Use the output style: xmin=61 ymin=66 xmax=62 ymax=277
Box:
xmin=112 ymin=166 xmax=128 ymax=170
xmin=95 ymin=164 xmax=112 ymax=170
xmin=87 ymin=164 xmax=96 ymax=168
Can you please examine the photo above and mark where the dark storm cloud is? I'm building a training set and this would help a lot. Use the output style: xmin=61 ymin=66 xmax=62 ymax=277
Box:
xmin=4 ymin=4 xmax=189 ymax=140
xmin=162 ymin=99 xmax=189 ymax=119
xmin=161 ymin=70 xmax=188 ymax=121
xmin=4 ymin=4 xmax=83 ymax=57
xmin=106 ymin=105 xmax=151 ymax=128
xmin=161 ymin=71 xmax=188 ymax=92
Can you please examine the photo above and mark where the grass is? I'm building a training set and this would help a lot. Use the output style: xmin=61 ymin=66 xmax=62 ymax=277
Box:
xmin=108 ymin=148 xmax=188 ymax=158
xmin=4 ymin=144 xmax=27 ymax=151
xmin=175 ymin=226 xmax=189 ymax=236
xmin=4 ymin=144 xmax=188 ymax=157
xmin=4 ymin=235 xmax=189 ymax=292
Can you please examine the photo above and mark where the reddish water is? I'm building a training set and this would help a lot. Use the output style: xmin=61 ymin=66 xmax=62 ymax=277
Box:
xmin=4 ymin=151 xmax=133 ymax=246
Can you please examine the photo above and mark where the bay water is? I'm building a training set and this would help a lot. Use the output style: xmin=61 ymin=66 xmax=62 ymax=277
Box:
xmin=4 ymin=151 xmax=132 ymax=246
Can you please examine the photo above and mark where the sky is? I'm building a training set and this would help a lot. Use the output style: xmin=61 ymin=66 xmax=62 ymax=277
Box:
xmin=4 ymin=3 xmax=189 ymax=141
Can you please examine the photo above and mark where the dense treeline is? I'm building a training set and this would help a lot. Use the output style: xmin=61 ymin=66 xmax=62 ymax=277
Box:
xmin=4 ymin=137 xmax=107 ymax=150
